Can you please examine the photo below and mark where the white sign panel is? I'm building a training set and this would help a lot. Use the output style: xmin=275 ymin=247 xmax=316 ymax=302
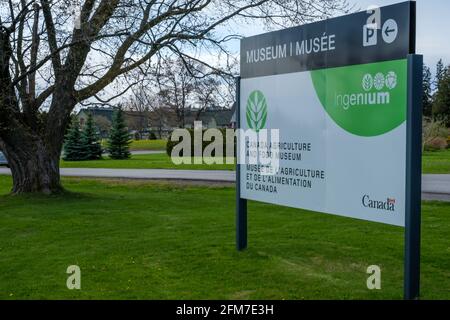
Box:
xmin=239 ymin=2 xmax=414 ymax=226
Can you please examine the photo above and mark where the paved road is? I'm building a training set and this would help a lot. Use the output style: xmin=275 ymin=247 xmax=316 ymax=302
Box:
xmin=0 ymin=167 xmax=235 ymax=182
xmin=62 ymin=168 xmax=236 ymax=182
xmin=0 ymin=168 xmax=448 ymax=201
xmin=422 ymin=174 xmax=450 ymax=194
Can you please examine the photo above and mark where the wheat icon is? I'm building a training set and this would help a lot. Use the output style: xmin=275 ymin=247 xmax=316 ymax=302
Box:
xmin=246 ymin=90 xmax=268 ymax=132
xmin=362 ymin=74 xmax=373 ymax=91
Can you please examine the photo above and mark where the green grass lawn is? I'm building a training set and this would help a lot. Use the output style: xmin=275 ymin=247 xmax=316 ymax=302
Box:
xmin=423 ymin=149 xmax=450 ymax=174
xmin=0 ymin=176 xmax=448 ymax=300
xmin=61 ymin=153 xmax=235 ymax=171
xmin=101 ymin=139 xmax=167 ymax=151
xmin=60 ymin=150 xmax=450 ymax=174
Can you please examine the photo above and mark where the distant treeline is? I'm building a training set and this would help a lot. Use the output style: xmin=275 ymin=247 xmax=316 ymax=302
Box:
xmin=423 ymin=59 xmax=450 ymax=127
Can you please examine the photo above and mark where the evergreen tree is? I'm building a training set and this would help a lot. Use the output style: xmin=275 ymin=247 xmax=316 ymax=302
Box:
xmin=433 ymin=65 xmax=450 ymax=127
xmin=435 ymin=59 xmax=445 ymax=89
xmin=80 ymin=113 xmax=103 ymax=160
xmin=107 ymin=108 xmax=131 ymax=159
xmin=423 ymin=65 xmax=433 ymax=118
xmin=63 ymin=117 xmax=84 ymax=161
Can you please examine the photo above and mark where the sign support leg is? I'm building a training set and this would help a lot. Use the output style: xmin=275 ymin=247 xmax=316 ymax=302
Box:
xmin=404 ymin=54 xmax=423 ymax=300
xmin=236 ymin=189 xmax=248 ymax=251
xmin=235 ymin=76 xmax=248 ymax=251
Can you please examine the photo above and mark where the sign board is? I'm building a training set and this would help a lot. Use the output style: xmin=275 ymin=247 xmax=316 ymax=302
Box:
xmin=239 ymin=1 xmax=416 ymax=227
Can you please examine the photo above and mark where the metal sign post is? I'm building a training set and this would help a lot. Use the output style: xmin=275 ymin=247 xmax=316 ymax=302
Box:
xmin=236 ymin=76 xmax=248 ymax=251
xmin=404 ymin=54 xmax=423 ymax=300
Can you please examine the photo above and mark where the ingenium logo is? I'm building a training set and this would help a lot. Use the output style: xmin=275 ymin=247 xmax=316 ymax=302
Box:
xmin=246 ymin=90 xmax=268 ymax=132
xmin=336 ymin=71 xmax=397 ymax=110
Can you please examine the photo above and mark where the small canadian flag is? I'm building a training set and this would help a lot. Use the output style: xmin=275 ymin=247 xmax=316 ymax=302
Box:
xmin=387 ymin=198 xmax=396 ymax=205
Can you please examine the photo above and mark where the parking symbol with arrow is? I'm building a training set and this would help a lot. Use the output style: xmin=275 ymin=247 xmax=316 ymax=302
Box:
xmin=382 ymin=19 xmax=398 ymax=44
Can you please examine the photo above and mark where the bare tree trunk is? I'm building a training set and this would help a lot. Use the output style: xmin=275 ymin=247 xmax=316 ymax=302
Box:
xmin=1 ymin=27 xmax=64 ymax=194
xmin=1 ymin=135 xmax=63 ymax=194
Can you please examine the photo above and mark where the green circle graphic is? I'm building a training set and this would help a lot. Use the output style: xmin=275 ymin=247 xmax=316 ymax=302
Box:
xmin=310 ymin=59 xmax=407 ymax=137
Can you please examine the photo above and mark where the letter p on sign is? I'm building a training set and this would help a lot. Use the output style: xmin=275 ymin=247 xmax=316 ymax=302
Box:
xmin=67 ymin=265 xmax=81 ymax=290
xmin=363 ymin=24 xmax=378 ymax=47
xmin=367 ymin=265 xmax=381 ymax=290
